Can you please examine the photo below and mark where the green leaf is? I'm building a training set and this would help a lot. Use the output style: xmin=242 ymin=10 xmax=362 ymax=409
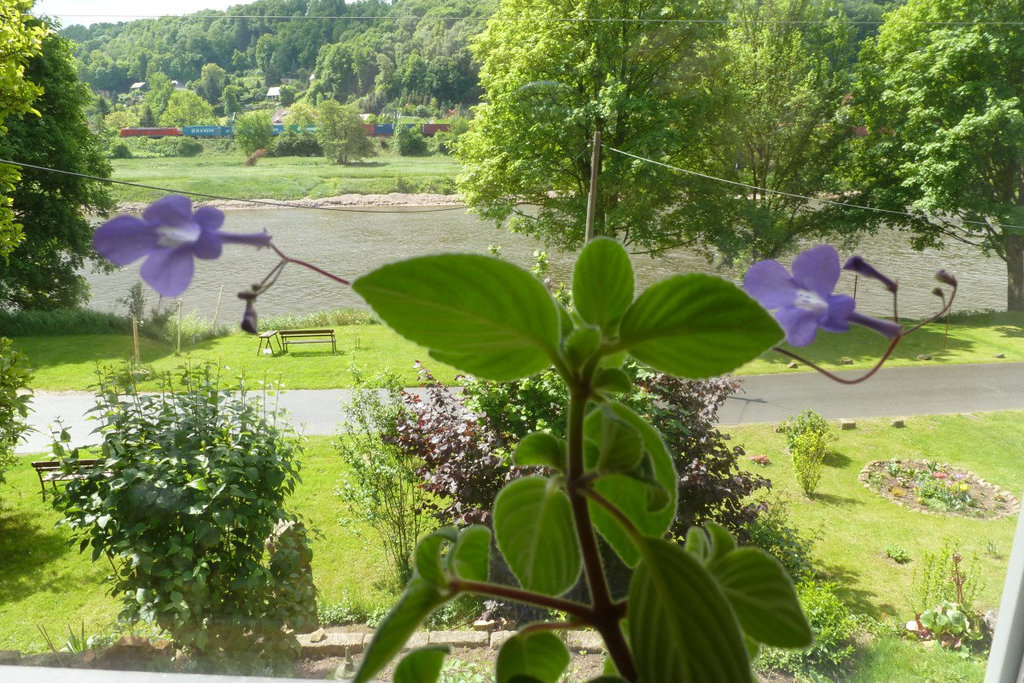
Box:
xmin=707 ymin=547 xmax=812 ymax=648
xmin=394 ymin=646 xmax=450 ymax=683
xmin=594 ymin=406 xmax=645 ymax=474
xmin=493 ymin=477 xmax=581 ymax=595
xmin=496 ymin=631 xmax=571 ymax=683
xmin=564 ymin=325 xmax=601 ymax=366
xmin=592 ymin=368 xmax=632 ymax=395
xmin=449 ymin=525 xmax=491 ymax=582
xmin=619 ymin=274 xmax=782 ymax=378
xmin=353 ymin=255 xmax=561 ymax=380
xmin=629 ymin=537 xmax=752 ymax=682
xmin=414 ymin=528 xmax=458 ymax=587
xmin=354 ymin=581 xmax=446 ymax=683
xmin=573 ymin=237 xmax=634 ymax=331
xmin=705 ymin=522 xmax=737 ymax=563
xmin=684 ymin=527 xmax=709 ymax=563
xmin=583 ymin=403 xmax=677 ymax=567
xmin=514 ymin=432 xmax=567 ymax=472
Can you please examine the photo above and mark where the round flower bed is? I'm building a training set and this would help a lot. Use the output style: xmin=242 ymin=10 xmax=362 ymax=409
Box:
xmin=860 ymin=459 xmax=1018 ymax=519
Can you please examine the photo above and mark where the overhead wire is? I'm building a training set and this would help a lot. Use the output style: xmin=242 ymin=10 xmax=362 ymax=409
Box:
xmin=0 ymin=158 xmax=469 ymax=214
xmin=603 ymin=145 xmax=1024 ymax=233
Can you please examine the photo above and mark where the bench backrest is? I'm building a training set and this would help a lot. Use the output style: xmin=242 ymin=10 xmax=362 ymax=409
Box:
xmin=31 ymin=459 xmax=104 ymax=470
xmin=280 ymin=329 xmax=334 ymax=337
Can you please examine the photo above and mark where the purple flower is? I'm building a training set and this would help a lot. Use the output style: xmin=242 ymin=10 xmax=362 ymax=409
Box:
xmin=843 ymin=255 xmax=897 ymax=293
xmin=93 ymin=195 xmax=271 ymax=297
xmin=744 ymin=245 xmax=901 ymax=347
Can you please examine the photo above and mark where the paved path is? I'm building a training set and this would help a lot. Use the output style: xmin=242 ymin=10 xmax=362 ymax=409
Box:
xmin=16 ymin=363 xmax=1024 ymax=455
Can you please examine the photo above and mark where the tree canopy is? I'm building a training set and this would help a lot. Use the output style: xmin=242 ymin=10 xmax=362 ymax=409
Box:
xmin=457 ymin=0 xmax=730 ymax=253
xmin=0 ymin=29 xmax=115 ymax=310
xmin=316 ymin=100 xmax=375 ymax=164
xmin=851 ymin=0 xmax=1024 ymax=310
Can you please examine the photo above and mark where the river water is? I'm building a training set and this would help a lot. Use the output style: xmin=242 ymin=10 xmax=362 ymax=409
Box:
xmin=83 ymin=206 xmax=1006 ymax=323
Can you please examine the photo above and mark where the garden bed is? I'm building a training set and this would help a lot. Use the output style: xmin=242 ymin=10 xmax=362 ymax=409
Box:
xmin=859 ymin=459 xmax=1018 ymax=519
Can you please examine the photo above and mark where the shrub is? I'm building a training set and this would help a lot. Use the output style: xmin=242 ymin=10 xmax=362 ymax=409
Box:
xmin=396 ymin=124 xmax=428 ymax=156
xmin=913 ymin=537 xmax=982 ymax=612
xmin=53 ymin=365 xmax=313 ymax=671
xmin=176 ymin=139 xmax=203 ymax=157
xmin=791 ymin=429 xmax=829 ymax=496
xmin=109 ymin=142 xmax=132 ymax=159
xmin=335 ymin=369 xmax=434 ymax=584
xmin=777 ymin=409 xmax=833 ymax=451
xmin=885 ymin=544 xmax=911 ymax=564
xmin=0 ymin=337 xmax=32 ymax=490
xmin=270 ymin=132 xmax=322 ymax=157
xmin=0 ymin=308 xmax=131 ymax=336
xmin=744 ymin=498 xmax=816 ymax=581
xmin=756 ymin=580 xmax=857 ymax=677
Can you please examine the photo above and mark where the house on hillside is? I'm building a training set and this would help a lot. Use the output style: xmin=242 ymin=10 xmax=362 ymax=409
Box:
xmin=266 ymin=86 xmax=281 ymax=100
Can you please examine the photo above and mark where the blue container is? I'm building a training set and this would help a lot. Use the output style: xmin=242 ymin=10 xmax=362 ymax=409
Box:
xmin=183 ymin=125 xmax=231 ymax=138
xmin=374 ymin=123 xmax=395 ymax=136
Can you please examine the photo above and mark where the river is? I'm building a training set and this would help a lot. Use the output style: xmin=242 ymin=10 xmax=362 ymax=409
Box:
xmin=83 ymin=206 xmax=1006 ymax=324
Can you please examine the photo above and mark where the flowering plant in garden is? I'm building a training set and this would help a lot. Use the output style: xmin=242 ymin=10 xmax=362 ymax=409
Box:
xmin=93 ymin=197 xmax=957 ymax=681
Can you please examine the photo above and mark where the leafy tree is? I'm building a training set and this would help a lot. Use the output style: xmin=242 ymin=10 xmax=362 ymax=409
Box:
xmin=143 ymin=72 xmax=177 ymax=121
xmin=395 ymin=124 xmax=428 ymax=156
xmin=851 ymin=0 xmax=1024 ymax=310
xmin=233 ymin=109 xmax=273 ymax=155
xmin=222 ymin=84 xmax=243 ymax=116
xmin=457 ymin=0 xmax=730 ymax=253
xmin=0 ymin=0 xmax=44 ymax=258
xmin=0 ymin=337 xmax=32 ymax=497
xmin=689 ymin=0 xmax=858 ymax=261
xmin=160 ymin=89 xmax=217 ymax=127
xmin=197 ymin=62 xmax=227 ymax=104
xmin=0 ymin=30 xmax=115 ymax=310
xmin=316 ymin=99 xmax=374 ymax=164
xmin=105 ymin=108 xmax=141 ymax=131
xmin=284 ymin=100 xmax=318 ymax=127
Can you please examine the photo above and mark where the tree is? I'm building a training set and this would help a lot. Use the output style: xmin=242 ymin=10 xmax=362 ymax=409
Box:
xmin=0 ymin=0 xmax=44 ymax=259
xmin=233 ymin=110 xmax=273 ymax=155
xmin=0 ymin=30 xmax=115 ymax=310
xmin=456 ymin=0 xmax=729 ymax=253
xmin=143 ymin=72 xmax=177 ymax=121
xmin=316 ymin=99 xmax=374 ymax=164
xmin=198 ymin=62 xmax=227 ymax=104
xmin=687 ymin=0 xmax=858 ymax=262
xmin=851 ymin=0 xmax=1024 ymax=311
xmin=222 ymin=84 xmax=244 ymax=116
xmin=160 ymin=90 xmax=217 ymax=127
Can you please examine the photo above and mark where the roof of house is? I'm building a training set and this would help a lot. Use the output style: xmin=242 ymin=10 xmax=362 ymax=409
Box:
xmin=266 ymin=86 xmax=281 ymax=97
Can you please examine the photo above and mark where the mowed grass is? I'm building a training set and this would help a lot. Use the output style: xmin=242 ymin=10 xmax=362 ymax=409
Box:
xmin=739 ymin=309 xmax=1024 ymax=375
xmin=10 ymin=310 xmax=1024 ymax=392
xmin=0 ymin=436 xmax=397 ymax=653
xmin=109 ymin=153 xmax=461 ymax=204
xmin=728 ymin=411 xmax=1024 ymax=617
xmin=11 ymin=326 xmax=458 ymax=391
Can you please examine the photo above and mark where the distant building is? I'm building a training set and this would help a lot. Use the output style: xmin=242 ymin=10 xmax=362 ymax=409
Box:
xmin=266 ymin=86 xmax=281 ymax=100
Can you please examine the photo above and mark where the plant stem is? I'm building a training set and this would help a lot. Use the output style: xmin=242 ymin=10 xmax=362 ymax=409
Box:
xmin=450 ymin=579 xmax=592 ymax=619
xmin=566 ymin=386 xmax=637 ymax=680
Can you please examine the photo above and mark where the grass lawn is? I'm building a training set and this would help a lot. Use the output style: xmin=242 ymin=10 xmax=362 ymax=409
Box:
xmin=729 ymin=411 xmax=1023 ymax=617
xmin=11 ymin=325 xmax=459 ymax=391
xmin=10 ymin=310 xmax=1024 ymax=392
xmin=109 ymin=154 xmax=461 ymax=205
xmin=0 ymin=436 xmax=399 ymax=653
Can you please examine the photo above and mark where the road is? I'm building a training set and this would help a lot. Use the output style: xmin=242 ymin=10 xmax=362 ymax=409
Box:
xmin=15 ymin=363 xmax=1024 ymax=455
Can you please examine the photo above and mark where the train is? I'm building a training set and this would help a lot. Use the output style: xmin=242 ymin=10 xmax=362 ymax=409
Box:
xmin=119 ymin=122 xmax=450 ymax=138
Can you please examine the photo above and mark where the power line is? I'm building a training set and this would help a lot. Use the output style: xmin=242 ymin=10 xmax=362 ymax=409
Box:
xmin=41 ymin=12 xmax=1024 ymax=27
xmin=0 ymin=158 xmax=468 ymax=215
xmin=603 ymin=145 xmax=1024 ymax=233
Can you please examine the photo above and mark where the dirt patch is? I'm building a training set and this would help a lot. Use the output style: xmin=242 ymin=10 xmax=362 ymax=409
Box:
xmin=860 ymin=459 xmax=1018 ymax=519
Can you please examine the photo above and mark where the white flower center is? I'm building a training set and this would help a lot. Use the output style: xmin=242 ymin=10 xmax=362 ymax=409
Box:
xmin=794 ymin=288 xmax=828 ymax=314
xmin=156 ymin=222 xmax=201 ymax=248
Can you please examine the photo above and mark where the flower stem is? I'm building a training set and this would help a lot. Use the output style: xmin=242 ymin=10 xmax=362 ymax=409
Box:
xmin=269 ymin=243 xmax=351 ymax=286
xmin=449 ymin=579 xmax=593 ymax=619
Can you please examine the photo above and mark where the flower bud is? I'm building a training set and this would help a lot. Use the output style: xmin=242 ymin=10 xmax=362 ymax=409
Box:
xmin=843 ymin=255 xmax=897 ymax=293
xmin=241 ymin=301 xmax=258 ymax=334
xmin=935 ymin=269 xmax=957 ymax=287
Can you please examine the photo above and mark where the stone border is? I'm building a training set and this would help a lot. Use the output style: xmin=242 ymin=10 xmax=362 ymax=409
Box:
xmin=295 ymin=628 xmax=606 ymax=660
xmin=859 ymin=460 xmax=1020 ymax=520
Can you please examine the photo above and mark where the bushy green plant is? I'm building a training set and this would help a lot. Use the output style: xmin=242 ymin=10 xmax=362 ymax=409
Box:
xmin=53 ymin=364 xmax=313 ymax=671
xmin=261 ymin=307 xmax=377 ymax=330
xmin=885 ymin=544 xmax=911 ymax=564
xmin=744 ymin=499 xmax=817 ymax=581
xmin=0 ymin=308 xmax=131 ymax=336
xmin=109 ymin=142 xmax=131 ymax=159
xmin=913 ymin=538 xmax=982 ymax=613
xmin=791 ymin=429 xmax=829 ymax=496
xmin=916 ymin=600 xmax=982 ymax=649
xmin=778 ymin=409 xmax=833 ymax=451
xmin=395 ymin=124 xmax=428 ymax=156
xmin=176 ymin=139 xmax=202 ymax=157
xmin=756 ymin=580 xmax=858 ymax=677
xmin=335 ymin=370 xmax=434 ymax=585
xmin=0 ymin=337 xmax=32 ymax=488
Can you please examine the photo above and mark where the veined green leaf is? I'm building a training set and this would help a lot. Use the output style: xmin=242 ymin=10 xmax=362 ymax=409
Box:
xmin=496 ymin=631 xmax=571 ymax=683
xmin=414 ymin=528 xmax=458 ymax=587
xmin=573 ymin=237 xmax=634 ymax=331
xmin=629 ymin=537 xmax=752 ymax=682
xmin=619 ymin=274 xmax=782 ymax=378
xmin=594 ymin=405 xmax=645 ymax=474
xmin=583 ymin=403 xmax=677 ymax=567
xmin=353 ymin=255 xmax=561 ymax=381
xmin=394 ymin=646 xmax=449 ymax=683
xmin=449 ymin=525 xmax=491 ymax=583
xmin=514 ymin=431 xmax=567 ymax=472
xmin=353 ymin=581 xmax=446 ymax=683
xmin=493 ymin=477 xmax=581 ymax=595
xmin=708 ymin=547 xmax=812 ymax=648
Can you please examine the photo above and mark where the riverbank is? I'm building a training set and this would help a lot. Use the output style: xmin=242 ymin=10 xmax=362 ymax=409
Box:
xmin=117 ymin=192 xmax=465 ymax=213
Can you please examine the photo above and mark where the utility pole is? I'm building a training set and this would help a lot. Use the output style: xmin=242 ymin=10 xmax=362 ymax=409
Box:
xmin=584 ymin=128 xmax=601 ymax=243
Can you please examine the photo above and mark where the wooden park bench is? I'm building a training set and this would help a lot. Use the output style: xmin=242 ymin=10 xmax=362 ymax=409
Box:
xmin=278 ymin=328 xmax=337 ymax=354
xmin=256 ymin=330 xmax=281 ymax=355
xmin=31 ymin=459 xmax=108 ymax=501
